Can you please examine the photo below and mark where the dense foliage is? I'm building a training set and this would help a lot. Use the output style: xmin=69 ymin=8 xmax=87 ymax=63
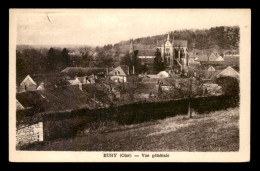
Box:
xmin=153 ymin=48 xmax=167 ymax=72
xmin=114 ymin=26 xmax=239 ymax=51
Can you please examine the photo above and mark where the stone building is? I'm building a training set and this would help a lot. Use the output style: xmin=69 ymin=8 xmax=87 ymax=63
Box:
xmin=157 ymin=33 xmax=188 ymax=73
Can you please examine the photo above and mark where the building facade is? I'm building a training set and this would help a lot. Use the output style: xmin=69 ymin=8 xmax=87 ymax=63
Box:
xmin=157 ymin=33 xmax=188 ymax=70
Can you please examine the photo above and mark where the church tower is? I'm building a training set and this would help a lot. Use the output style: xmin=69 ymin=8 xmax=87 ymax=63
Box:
xmin=129 ymin=39 xmax=135 ymax=74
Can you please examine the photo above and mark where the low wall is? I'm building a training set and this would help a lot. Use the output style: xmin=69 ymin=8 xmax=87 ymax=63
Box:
xmin=17 ymin=95 xmax=239 ymax=141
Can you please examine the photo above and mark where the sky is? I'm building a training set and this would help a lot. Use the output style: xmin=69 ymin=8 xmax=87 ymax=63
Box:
xmin=14 ymin=9 xmax=247 ymax=46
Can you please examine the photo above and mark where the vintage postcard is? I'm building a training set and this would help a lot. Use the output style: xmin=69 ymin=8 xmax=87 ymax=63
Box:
xmin=9 ymin=9 xmax=251 ymax=162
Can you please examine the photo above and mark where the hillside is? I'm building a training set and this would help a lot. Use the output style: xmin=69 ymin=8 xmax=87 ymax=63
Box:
xmin=113 ymin=26 xmax=240 ymax=54
xmin=22 ymin=107 xmax=239 ymax=151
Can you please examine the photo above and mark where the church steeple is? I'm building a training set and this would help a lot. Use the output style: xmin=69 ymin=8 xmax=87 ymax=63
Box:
xmin=167 ymin=33 xmax=170 ymax=41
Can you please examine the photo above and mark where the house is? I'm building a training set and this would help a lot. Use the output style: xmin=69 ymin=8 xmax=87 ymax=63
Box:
xmin=215 ymin=55 xmax=224 ymax=61
xmin=197 ymin=52 xmax=224 ymax=62
xmin=18 ymin=75 xmax=37 ymax=92
xmin=36 ymin=82 xmax=45 ymax=90
xmin=77 ymin=76 xmax=89 ymax=84
xmin=109 ymin=65 xmax=129 ymax=83
xmin=208 ymin=66 xmax=216 ymax=71
xmin=87 ymin=74 xmax=96 ymax=84
xmin=198 ymin=66 xmax=239 ymax=80
xmin=68 ymin=77 xmax=81 ymax=85
xmin=213 ymin=66 xmax=239 ymax=80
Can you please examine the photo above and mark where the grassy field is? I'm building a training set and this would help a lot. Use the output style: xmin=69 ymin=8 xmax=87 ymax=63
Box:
xmin=23 ymin=107 xmax=239 ymax=151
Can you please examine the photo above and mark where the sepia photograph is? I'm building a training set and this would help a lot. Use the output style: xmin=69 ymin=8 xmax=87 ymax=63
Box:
xmin=9 ymin=9 xmax=251 ymax=162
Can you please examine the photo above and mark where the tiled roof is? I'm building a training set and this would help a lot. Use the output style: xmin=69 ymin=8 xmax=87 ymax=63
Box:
xmin=120 ymin=65 xmax=130 ymax=75
xmin=197 ymin=70 xmax=222 ymax=80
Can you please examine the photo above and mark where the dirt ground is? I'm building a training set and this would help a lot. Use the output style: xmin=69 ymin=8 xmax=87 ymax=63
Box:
xmin=22 ymin=107 xmax=239 ymax=151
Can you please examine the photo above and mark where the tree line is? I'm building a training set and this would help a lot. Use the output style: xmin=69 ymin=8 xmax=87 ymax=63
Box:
xmin=114 ymin=26 xmax=239 ymax=50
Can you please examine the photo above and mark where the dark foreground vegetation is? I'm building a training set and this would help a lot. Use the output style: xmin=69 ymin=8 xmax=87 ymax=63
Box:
xmin=20 ymin=107 xmax=239 ymax=151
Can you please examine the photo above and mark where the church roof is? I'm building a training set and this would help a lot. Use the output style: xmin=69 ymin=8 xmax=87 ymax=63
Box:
xmin=138 ymin=50 xmax=156 ymax=56
xmin=174 ymin=40 xmax=188 ymax=47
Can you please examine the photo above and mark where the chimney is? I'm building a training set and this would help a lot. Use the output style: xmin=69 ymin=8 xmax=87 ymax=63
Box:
xmin=106 ymin=67 xmax=109 ymax=75
xmin=128 ymin=66 xmax=130 ymax=75
xmin=133 ymin=65 xmax=135 ymax=74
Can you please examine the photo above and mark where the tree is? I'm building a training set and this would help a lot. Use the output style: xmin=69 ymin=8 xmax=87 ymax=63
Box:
xmin=120 ymin=50 xmax=142 ymax=74
xmin=61 ymin=48 xmax=70 ymax=68
xmin=159 ymin=77 xmax=204 ymax=118
xmin=153 ymin=48 xmax=166 ymax=72
xmin=46 ymin=48 xmax=57 ymax=73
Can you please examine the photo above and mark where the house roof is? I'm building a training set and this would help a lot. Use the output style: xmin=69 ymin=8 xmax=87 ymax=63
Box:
xmin=68 ymin=78 xmax=81 ymax=85
xmin=208 ymin=53 xmax=218 ymax=61
xmin=77 ymin=76 xmax=87 ymax=83
xmin=208 ymin=66 xmax=216 ymax=71
xmin=120 ymin=65 xmax=129 ymax=75
xmin=20 ymin=75 xmax=37 ymax=86
xmin=109 ymin=65 xmax=129 ymax=76
xmin=215 ymin=56 xmax=224 ymax=61
xmin=197 ymin=52 xmax=224 ymax=62
xmin=214 ymin=66 xmax=239 ymax=79
xmin=16 ymin=99 xmax=25 ymax=110
xmin=197 ymin=70 xmax=222 ymax=80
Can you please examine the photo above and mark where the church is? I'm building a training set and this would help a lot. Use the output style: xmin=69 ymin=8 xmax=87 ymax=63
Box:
xmin=157 ymin=33 xmax=188 ymax=72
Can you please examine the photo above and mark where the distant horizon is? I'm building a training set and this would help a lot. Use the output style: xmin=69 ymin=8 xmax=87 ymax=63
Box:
xmin=16 ymin=25 xmax=239 ymax=48
xmin=13 ymin=9 xmax=244 ymax=46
